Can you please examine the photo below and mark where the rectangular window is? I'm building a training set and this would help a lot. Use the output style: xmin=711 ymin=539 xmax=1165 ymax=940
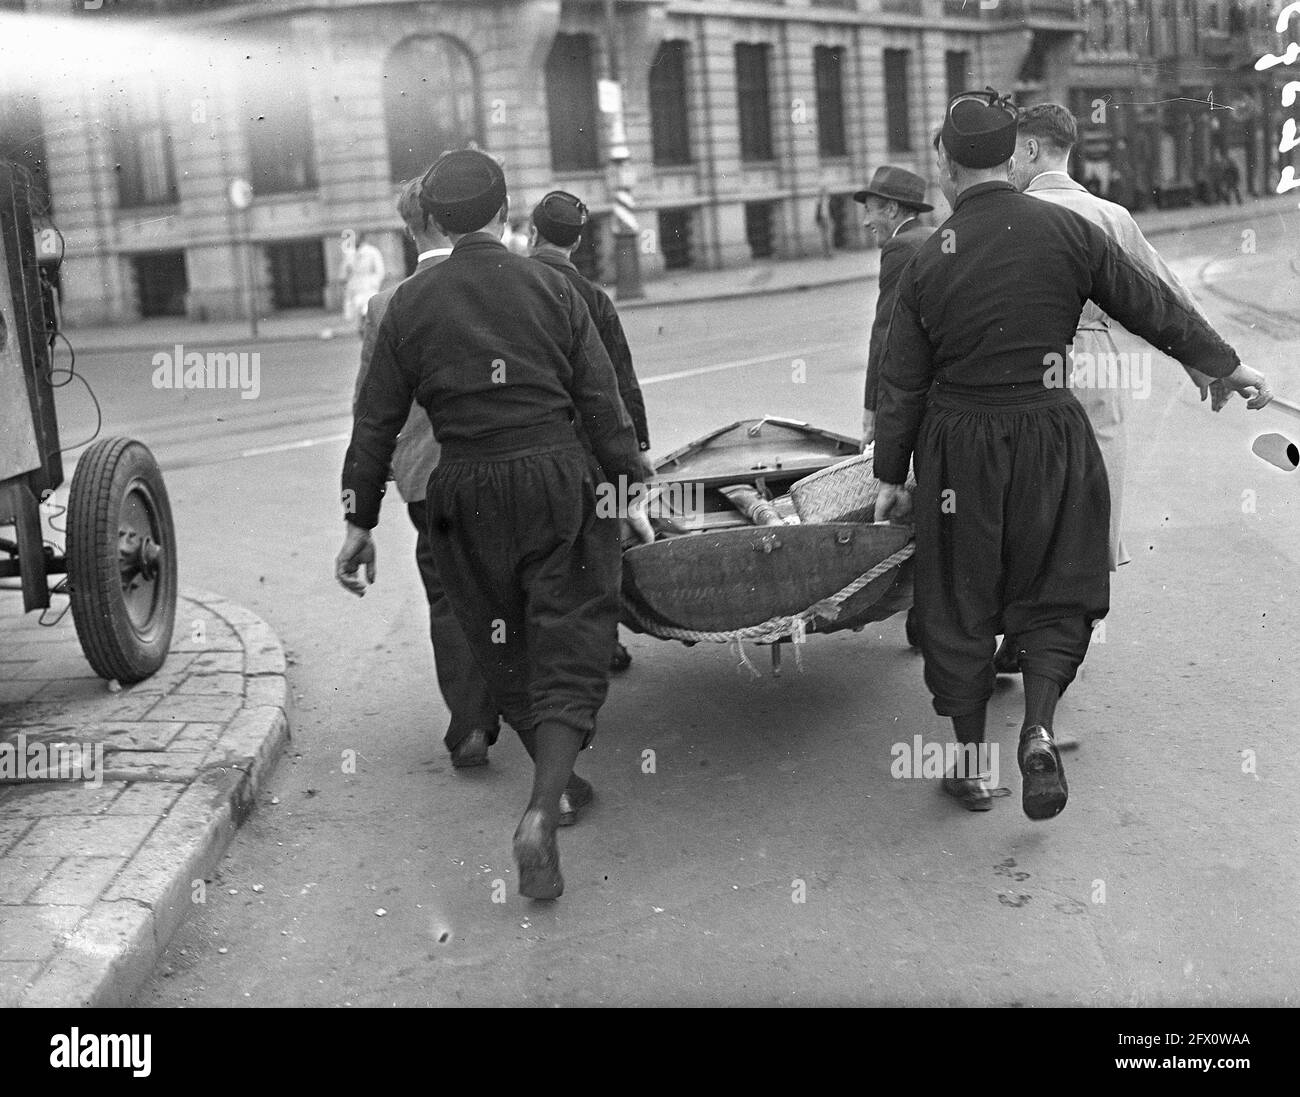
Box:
xmin=883 ymin=50 xmax=912 ymax=153
xmin=248 ymin=86 xmax=317 ymax=195
xmin=658 ymin=208 xmax=694 ymax=270
xmin=735 ymin=43 xmax=774 ymax=162
xmin=546 ymin=33 xmax=600 ymax=173
xmin=650 ymin=40 xmax=692 ymax=166
xmin=266 ymin=239 xmax=326 ymax=310
xmin=745 ymin=201 xmax=775 ymax=259
xmin=813 ymin=46 xmax=847 ymax=157
xmin=132 ymin=251 xmax=188 ymax=318
xmin=112 ymin=87 xmax=178 ymax=208
xmin=944 ymin=50 xmax=971 ymax=105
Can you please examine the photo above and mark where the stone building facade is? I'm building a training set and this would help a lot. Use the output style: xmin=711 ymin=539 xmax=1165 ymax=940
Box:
xmin=1066 ymin=1 xmax=1299 ymax=209
xmin=0 ymin=0 xmax=1290 ymax=325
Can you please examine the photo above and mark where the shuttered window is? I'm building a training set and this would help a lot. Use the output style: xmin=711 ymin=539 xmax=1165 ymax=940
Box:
xmin=650 ymin=40 xmax=692 ymax=166
xmin=883 ymin=49 xmax=912 ymax=153
xmin=735 ymin=43 xmax=774 ymax=162
xmin=814 ymin=46 xmax=847 ymax=157
xmin=546 ymin=33 xmax=601 ymax=172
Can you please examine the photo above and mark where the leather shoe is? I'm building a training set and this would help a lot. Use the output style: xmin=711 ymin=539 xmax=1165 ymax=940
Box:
xmin=1018 ymin=725 xmax=1068 ymax=820
xmin=450 ymin=728 xmax=490 ymax=768
xmin=558 ymin=774 xmax=593 ymax=827
xmin=609 ymin=641 xmax=632 ymax=673
xmin=993 ymin=635 xmax=1021 ymax=675
xmin=513 ymin=808 xmax=563 ymax=899
xmin=941 ymin=769 xmax=1009 ymax=812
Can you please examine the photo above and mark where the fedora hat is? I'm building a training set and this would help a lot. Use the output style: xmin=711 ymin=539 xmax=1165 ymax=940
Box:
xmin=852 ymin=166 xmax=933 ymax=212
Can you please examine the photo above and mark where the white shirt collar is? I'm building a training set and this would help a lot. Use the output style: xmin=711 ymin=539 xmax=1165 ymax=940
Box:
xmin=1034 ymin=170 xmax=1075 ymax=184
xmin=418 ymin=247 xmax=453 ymax=263
xmin=890 ymin=215 xmax=918 ymax=239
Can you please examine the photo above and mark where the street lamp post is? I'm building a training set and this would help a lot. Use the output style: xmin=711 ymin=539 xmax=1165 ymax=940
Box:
xmin=229 ymin=177 xmax=257 ymax=339
xmin=601 ymin=0 xmax=644 ymax=299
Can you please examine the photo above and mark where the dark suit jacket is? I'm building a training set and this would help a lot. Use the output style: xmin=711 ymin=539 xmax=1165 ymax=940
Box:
xmin=864 ymin=218 xmax=935 ymax=413
xmin=530 ymin=250 xmax=650 ymax=449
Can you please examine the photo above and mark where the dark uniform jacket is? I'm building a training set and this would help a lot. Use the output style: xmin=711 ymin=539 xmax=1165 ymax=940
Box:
xmin=352 ymin=251 xmax=445 ymax=503
xmin=864 ymin=217 xmax=936 ymax=412
xmin=531 ymin=250 xmax=650 ymax=451
xmin=342 ymin=232 xmax=641 ymax=530
xmin=873 ymin=181 xmax=1240 ymax=486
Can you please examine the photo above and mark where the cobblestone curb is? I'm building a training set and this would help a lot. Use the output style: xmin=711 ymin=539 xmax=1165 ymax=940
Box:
xmin=0 ymin=589 xmax=290 ymax=1007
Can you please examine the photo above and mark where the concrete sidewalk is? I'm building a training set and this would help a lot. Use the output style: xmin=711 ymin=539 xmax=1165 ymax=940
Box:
xmin=63 ymin=193 xmax=1294 ymax=355
xmin=0 ymin=590 xmax=289 ymax=1006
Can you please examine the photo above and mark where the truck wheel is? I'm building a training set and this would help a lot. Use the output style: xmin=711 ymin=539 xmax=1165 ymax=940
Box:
xmin=67 ymin=437 xmax=177 ymax=683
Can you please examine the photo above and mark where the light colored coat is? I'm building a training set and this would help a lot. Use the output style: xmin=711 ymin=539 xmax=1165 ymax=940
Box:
xmin=1024 ymin=172 xmax=1209 ymax=569
xmin=353 ymin=251 xmax=444 ymax=503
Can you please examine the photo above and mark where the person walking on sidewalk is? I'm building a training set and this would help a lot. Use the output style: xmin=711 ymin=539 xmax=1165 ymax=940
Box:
xmin=814 ymin=184 xmax=834 ymax=259
xmin=528 ymin=189 xmax=657 ymax=674
xmin=872 ymin=89 xmax=1273 ymax=821
xmin=341 ymin=233 xmax=386 ymax=335
xmin=1222 ymin=154 xmax=1243 ymax=205
xmin=337 ymin=150 xmax=651 ymax=898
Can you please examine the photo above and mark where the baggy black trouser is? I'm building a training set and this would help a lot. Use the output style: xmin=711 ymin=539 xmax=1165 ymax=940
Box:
xmin=405 ymin=500 xmax=500 ymax=752
xmin=911 ymin=383 xmax=1111 ymax=718
xmin=425 ymin=428 xmax=622 ymax=747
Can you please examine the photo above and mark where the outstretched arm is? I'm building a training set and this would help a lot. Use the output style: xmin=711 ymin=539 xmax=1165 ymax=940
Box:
xmin=1086 ymin=231 xmax=1272 ymax=409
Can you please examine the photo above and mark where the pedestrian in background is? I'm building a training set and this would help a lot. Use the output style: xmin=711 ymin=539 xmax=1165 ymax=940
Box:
xmin=814 ymin=184 xmax=834 ymax=258
xmin=341 ymin=233 xmax=386 ymax=335
xmin=1222 ymin=154 xmax=1243 ymax=204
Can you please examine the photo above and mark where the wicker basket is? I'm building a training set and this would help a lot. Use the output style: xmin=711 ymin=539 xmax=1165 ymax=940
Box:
xmin=790 ymin=450 xmax=914 ymax=524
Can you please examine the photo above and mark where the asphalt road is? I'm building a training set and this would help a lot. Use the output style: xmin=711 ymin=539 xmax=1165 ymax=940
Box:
xmin=50 ymin=211 xmax=1298 ymax=1006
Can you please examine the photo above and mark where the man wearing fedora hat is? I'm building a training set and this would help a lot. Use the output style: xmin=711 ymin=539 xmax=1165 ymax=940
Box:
xmin=872 ymin=89 xmax=1273 ymax=822
xmin=855 ymin=166 xmax=935 ymax=452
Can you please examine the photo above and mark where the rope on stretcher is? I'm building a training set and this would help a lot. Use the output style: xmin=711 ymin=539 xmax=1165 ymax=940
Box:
xmin=622 ymin=541 xmax=916 ymax=646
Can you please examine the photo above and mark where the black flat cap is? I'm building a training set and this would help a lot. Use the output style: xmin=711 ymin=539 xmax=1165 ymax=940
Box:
xmin=532 ymin=190 xmax=588 ymax=247
xmin=420 ymin=149 xmax=507 ymax=234
xmin=941 ymin=88 xmax=1018 ymax=169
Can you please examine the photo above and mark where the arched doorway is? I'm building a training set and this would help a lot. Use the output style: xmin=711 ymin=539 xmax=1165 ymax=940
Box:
xmin=383 ymin=35 xmax=482 ymax=184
